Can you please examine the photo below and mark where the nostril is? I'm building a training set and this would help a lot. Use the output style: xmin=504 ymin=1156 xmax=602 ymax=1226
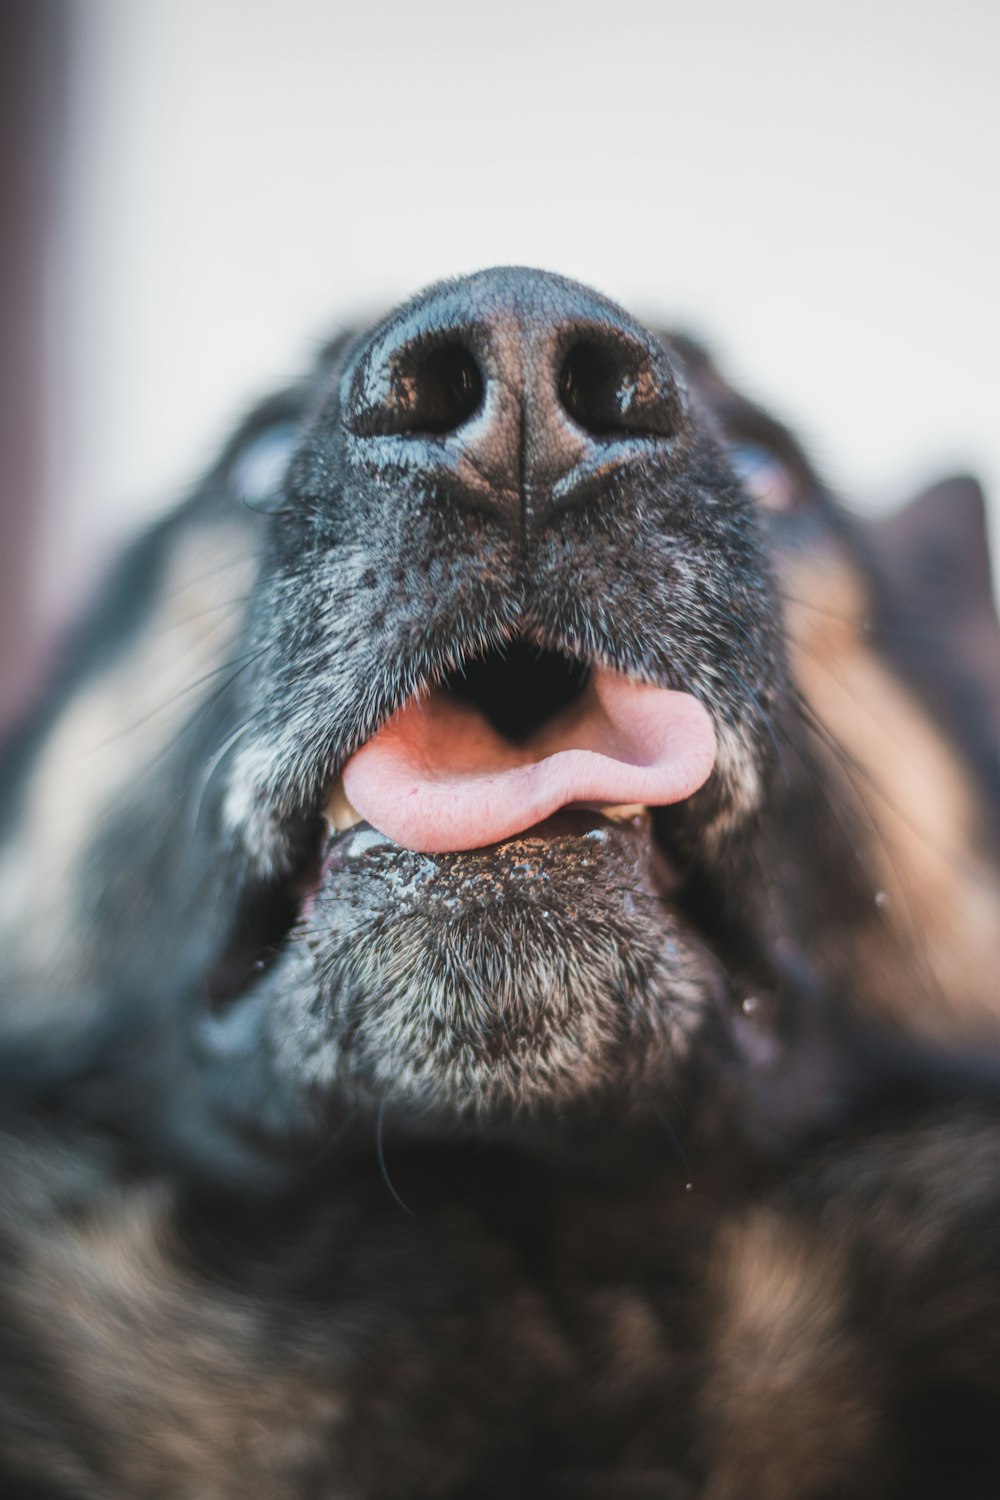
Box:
xmin=558 ymin=338 xmax=677 ymax=440
xmin=402 ymin=343 xmax=483 ymax=435
xmin=378 ymin=341 xmax=484 ymax=437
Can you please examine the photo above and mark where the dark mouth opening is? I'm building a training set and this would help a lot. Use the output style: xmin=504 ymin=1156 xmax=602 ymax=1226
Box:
xmin=444 ymin=638 xmax=591 ymax=744
xmin=206 ymin=844 xmax=321 ymax=1007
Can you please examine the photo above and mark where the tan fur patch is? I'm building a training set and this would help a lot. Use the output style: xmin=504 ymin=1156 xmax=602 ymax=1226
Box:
xmin=705 ymin=720 xmax=763 ymax=849
xmin=701 ymin=1208 xmax=881 ymax=1500
xmin=0 ymin=517 xmax=258 ymax=1012
xmin=780 ymin=542 xmax=1000 ymax=1041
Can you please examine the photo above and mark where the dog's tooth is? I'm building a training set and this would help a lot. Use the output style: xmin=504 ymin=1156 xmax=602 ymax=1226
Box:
xmin=601 ymin=803 xmax=648 ymax=822
xmin=326 ymin=780 xmax=363 ymax=833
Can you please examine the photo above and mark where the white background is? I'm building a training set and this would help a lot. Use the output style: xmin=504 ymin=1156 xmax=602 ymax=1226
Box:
xmin=49 ymin=0 xmax=1000 ymax=606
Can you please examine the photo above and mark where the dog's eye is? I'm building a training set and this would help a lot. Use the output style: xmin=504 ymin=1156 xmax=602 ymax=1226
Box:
xmin=230 ymin=423 xmax=299 ymax=512
xmin=729 ymin=440 xmax=797 ymax=513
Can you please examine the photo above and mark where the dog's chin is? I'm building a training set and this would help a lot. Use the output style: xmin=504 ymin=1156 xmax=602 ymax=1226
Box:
xmin=207 ymin=810 xmax=721 ymax=1126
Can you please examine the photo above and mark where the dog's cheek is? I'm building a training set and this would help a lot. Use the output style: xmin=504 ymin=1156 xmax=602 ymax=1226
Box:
xmin=0 ymin=514 xmax=259 ymax=1016
xmin=777 ymin=540 xmax=1000 ymax=1043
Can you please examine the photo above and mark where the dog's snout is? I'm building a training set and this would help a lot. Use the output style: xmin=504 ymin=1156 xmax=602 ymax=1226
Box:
xmin=344 ymin=268 xmax=684 ymax=537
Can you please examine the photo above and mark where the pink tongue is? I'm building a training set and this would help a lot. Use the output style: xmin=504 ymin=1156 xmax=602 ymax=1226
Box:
xmin=341 ymin=669 xmax=717 ymax=855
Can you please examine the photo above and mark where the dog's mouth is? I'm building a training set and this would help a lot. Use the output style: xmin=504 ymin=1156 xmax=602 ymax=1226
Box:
xmin=337 ymin=639 xmax=717 ymax=853
xmin=208 ymin=639 xmax=719 ymax=1014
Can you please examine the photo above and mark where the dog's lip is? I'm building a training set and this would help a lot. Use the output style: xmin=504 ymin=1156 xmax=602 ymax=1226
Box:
xmin=318 ymin=803 xmax=661 ymax=873
xmin=303 ymin=804 xmax=681 ymax=911
xmin=340 ymin=669 xmax=717 ymax=854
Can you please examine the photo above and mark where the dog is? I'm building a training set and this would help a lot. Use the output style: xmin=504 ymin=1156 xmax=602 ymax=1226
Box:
xmin=1 ymin=268 xmax=999 ymax=1498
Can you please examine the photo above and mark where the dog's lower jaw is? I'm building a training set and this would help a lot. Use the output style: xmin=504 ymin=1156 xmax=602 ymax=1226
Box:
xmin=287 ymin=918 xmax=708 ymax=1126
xmin=194 ymin=814 xmax=731 ymax=1140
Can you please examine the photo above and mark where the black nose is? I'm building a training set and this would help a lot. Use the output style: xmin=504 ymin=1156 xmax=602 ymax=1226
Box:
xmin=343 ymin=267 xmax=684 ymax=538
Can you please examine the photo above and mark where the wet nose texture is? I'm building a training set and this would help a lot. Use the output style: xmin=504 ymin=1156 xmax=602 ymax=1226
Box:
xmin=343 ymin=267 xmax=685 ymax=540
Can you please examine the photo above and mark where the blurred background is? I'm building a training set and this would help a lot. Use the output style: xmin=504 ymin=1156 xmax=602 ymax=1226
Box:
xmin=2 ymin=0 xmax=999 ymax=726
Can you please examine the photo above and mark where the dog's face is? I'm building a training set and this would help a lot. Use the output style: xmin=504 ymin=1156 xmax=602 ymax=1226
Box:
xmin=214 ymin=268 xmax=785 ymax=1125
xmin=2 ymin=267 xmax=998 ymax=1165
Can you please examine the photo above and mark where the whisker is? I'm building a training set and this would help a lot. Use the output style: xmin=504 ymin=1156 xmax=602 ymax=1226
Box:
xmin=375 ymin=1098 xmax=416 ymax=1217
xmin=91 ymin=642 xmax=267 ymax=753
xmin=186 ymin=704 xmax=272 ymax=842
xmin=652 ymin=1103 xmax=695 ymax=1191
